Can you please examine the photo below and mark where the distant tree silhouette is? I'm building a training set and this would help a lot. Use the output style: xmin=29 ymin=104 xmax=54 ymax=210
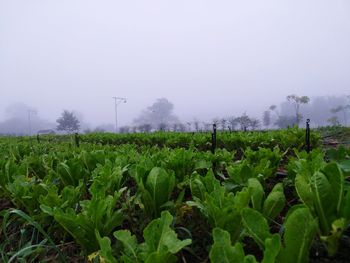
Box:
xmin=327 ymin=116 xmax=340 ymax=126
xmin=227 ymin=117 xmax=238 ymax=131
xmin=235 ymin=113 xmax=251 ymax=131
xmin=56 ymin=110 xmax=80 ymax=133
xmin=263 ymin=110 xmax=271 ymax=128
xmin=331 ymin=96 xmax=350 ymax=126
xmin=274 ymin=115 xmax=296 ymax=129
xmin=220 ymin=118 xmax=227 ymax=131
xmin=286 ymin=94 xmax=310 ymax=126
xmin=133 ymin=98 xmax=179 ymax=130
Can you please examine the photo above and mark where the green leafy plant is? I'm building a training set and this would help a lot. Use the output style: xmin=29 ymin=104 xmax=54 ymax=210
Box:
xmin=247 ymin=178 xmax=285 ymax=221
xmin=278 ymin=206 xmax=318 ymax=263
xmin=210 ymin=228 xmax=258 ymax=263
xmin=295 ymin=159 xmax=350 ymax=255
xmin=188 ymin=183 xmax=250 ymax=242
xmin=137 ymin=167 xmax=175 ymax=217
xmin=242 ymin=206 xmax=318 ymax=263
xmin=93 ymin=211 xmax=192 ymax=263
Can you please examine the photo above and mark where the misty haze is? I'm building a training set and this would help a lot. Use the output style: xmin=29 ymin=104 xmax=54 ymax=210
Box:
xmin=2 ymin=2 xmax=350 ymax=262
xmin=1 ymin=1 xmax=350 ymax=135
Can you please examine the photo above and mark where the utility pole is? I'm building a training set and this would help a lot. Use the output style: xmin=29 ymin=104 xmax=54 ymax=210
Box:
xmin=112 ymin=97 xmax=127 ymax=133
xmin=27 ymin=109 xmax=36 ymax=136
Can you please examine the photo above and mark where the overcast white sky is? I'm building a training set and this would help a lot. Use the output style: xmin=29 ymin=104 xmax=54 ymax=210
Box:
xmin=1 ymin=0 xmax=350 ymax=126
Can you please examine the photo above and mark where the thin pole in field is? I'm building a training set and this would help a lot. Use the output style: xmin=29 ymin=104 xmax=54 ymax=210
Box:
xmin=112 ymin=97 xmax=127 ymax=133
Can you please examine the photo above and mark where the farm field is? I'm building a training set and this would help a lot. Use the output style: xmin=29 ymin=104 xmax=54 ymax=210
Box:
xmin=1 ymin=127 xmax=350 ymax=262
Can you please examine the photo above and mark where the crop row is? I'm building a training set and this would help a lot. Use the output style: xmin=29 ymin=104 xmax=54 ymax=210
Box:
xmin=19 ymin=127 xmax=321 ymax=152
xmin=0 ymin=132 xmax=349 ymax=262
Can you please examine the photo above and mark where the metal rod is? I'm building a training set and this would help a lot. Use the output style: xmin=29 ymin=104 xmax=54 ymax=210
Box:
xmin=75 ymin=133 xmax=80 ymax=147
xmin=306 ymin=119 xmax=311 ymax=153
xmin=211 ymin=123 xmax=217 ymax=153
xmin=112 ymin=97 xmax=127 ymax=133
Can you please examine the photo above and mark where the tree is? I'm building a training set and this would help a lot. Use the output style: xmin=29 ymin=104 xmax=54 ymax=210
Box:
xmin=286 ymin=94 xmax=310 ymax=126
xmin=133 ymin=98 xmax=179 ymax=130
xmin=249 ymin=118 xmax=261 ymax=130
xmin=220 ymin=118 xmax=227 ymax=131
xmin=331 ymin=96 xmax=350 ymax=126
xmin=227 ymin=117 xmax=238 ymax=131
xmin=56 ymin=110 xmax=80 ymax=133
xmin=172 ymin=123 xmax=186 ymax=132
xmin=138 ymin=124 xmax=152 ymax=133
xmin=119 ymin=126 xmax=130 ymax=133
xmin=262 ymin=110 xmax=271 ymax=127
xmin=158 ymin=122 xmax=168 ymax=131
xmin=269 ymin=105 xmax=279 ymax=117
xmin=203 ymin=122 xmax=211 ymax=131
xmin=235 ymin=113 xmax=251 ymax=131
xmin=212 ymin=118 xmax=220 ymax=127
xmin=192 ymin=119 xmax=200 ymax=132
xmin=274 ymin=115 xmax=296 ymax=129
xmin=327 ymin=116 xmax=340 ymax=126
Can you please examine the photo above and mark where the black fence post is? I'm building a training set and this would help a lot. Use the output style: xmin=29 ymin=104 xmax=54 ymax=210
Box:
xmin=211 ymin=124 xmax=217 ymax=154
xmin=36 ymin=134 xmax=40 ymax=143
xmin=306 ymin=119 xmax=311 ymax=153
xmin=75 ymin=133 xmax=80 ymax=147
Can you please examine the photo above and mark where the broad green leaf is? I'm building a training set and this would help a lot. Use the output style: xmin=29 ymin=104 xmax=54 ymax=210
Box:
xmin=341 ymin=189 xmax=350 ymax=220
xmin=114 ymin=230 xmax=139 ymax=262
xmin=209 ymin=228 xmax=245 ymax=263
xmin=339 ymin=159 xmax=350 ymax=174
xmin=262 ymin=234 xmax=281 ymax=263
xmin=263 ymin=183 xmax=285 ymax=221
xmin=194 ymin=159 xmax=212 ymax=170
xmin=145 ymin=167 xmax=175 ymax=216
xmin=142 ymin=211 xmax=191 ymax=261
xmin=202 ymin=169 xmax=221 ymax=193
xmin=233 ymin=187 xmax=251 ymax=211
xmin=189 ymin=172 xmax=206 ymax=200
xmin=204 ymin=187 xmax=249 ymax=242
xmin=248 ymin=178 xmax=264 ymax=211
xmin=279 ymin=206 xmax=318 ymax=263
xmin=57 ymin=162 xmax=75 ymax=186
xmin=242 ymin=208 xmax=272 ymax=249
xmin=95 ymin=230 xmax=117 ymax=263
xmin=295 ymin=174 xmax=313 ymax=208
xmin=320 ymin=218 xmax=346 ymax=256
xmin=310 ymin=171 xmax=335 ymax=234
xmin=322 ymin=163 xmax=344 ymax=215
xmin=227 ymin=164 xmax=254 ymax=185
xmin=244 ymin=256 xmax=258 ymax=263
xmin=53 ymin=208 xmax=97 ymax=253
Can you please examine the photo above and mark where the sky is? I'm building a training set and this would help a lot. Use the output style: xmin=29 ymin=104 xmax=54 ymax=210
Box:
xmin=1 ymin=0 xmax=350 ymax=127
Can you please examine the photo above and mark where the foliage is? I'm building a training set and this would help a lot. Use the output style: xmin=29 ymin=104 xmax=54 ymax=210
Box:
xmin=286 ymin=94 xmax=310 ymax=125
xmin=133 ymin=98 xmax=179 ymax=131
xmin=210 ymin=228 xmax=257 ymax=263
xmin=56 ymin=110 xmax=80 ymax=133
xmin=293 ymin=152 xmax=350 ymax=255
xmin=0 ymin=128 xmax=349 ymax=262
xmin=93 ymin=211 xmax=192 ymax=263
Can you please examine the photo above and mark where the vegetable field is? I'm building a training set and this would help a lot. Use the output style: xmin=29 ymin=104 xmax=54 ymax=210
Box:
xmin=1 ymin=128 xmax=350 ymax=262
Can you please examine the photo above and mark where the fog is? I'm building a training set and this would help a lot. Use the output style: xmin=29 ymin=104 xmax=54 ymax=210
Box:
xmin=1 ymin=1 xmax=350 ymax=133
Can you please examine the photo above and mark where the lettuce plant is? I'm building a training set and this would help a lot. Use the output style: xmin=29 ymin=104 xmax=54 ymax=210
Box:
xmin=93 ymin=211 xmax=191 ymax=263
xmin=136 ymin=167 xmax=175 ymax=217
xmin=247 ymin=178 xmax=285 ymax=221
xmin=188 ymin=178 xmax=250 ymax=242
xmin=210 ymin=228 xmax=258 ymax=263
xmin=241 ymin=206 xmax=318 ymax=263
xmin=295 ymin=160 xmax=350 ymax=255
